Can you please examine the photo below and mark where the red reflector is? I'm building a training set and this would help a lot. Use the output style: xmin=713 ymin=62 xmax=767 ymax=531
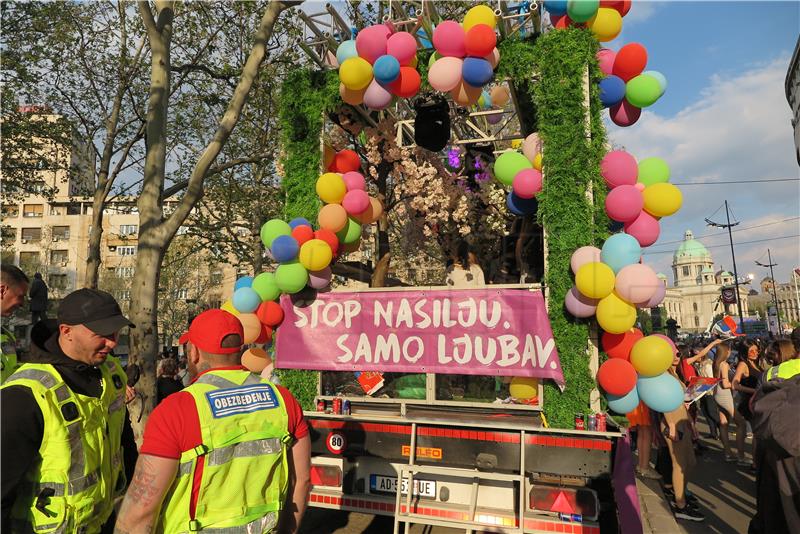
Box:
xmin=529 ymin=485 xmax=598 ymax=519
xmin=310 ymin=465 xmax=342 ymax=487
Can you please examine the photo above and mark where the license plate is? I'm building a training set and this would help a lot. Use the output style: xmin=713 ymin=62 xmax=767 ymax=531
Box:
xmin=369 ymin=474 xmax=437 ymax=498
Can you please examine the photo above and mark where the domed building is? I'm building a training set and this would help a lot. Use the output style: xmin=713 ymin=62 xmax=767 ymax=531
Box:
xmin=660 ymin=230 xmax=749 ymax=333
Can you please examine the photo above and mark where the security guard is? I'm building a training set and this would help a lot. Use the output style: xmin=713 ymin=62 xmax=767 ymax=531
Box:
xmin=1 ymin=288 xmax=138 ymax=533
xmin=115 ymin=309 xmax=311 ymax=533
xmin=1 ymin=264 xmax=29 ymax=383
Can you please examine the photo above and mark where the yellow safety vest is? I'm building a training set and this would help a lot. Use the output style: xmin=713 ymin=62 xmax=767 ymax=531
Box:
xmin=1 ymin=326 xmax=18 ymax=383
xmin=764 ymin=359 xmax=800 ymax=382
xmin=157 ymin=369 xmax=291 ymax=534
xmin=2 ymin=357 xmax=128 ymax=534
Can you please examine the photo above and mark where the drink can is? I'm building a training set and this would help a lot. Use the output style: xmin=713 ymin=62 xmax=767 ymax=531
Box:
xmin=342 ymin=399 xmax=351 ymax=415
xmin=559 ymin=513 xmax=583 ymax=522
xmin=574 ymin=413 xmax=585 ymax=431
xmin=597 ymin=413 xmax=607 ymax=432
xmin=316 ymin=399 xmax=325 ymax=412
xmin=588 ymin=414 xmax=597 ymax=431
xmin=332 ymin=397 xmax=342 ymax=415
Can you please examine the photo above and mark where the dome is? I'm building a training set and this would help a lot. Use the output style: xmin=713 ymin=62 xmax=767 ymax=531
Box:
xmin=674 ymin=230 xmax=711 ymax=261
xmin=701 ymin=266 xmax=714 ymax=274
xmin=656 ymin=272 xmax=668 ymax=280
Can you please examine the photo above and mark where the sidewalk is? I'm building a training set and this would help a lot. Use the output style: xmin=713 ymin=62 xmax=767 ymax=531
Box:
xmin=638 ymin=477 xmax=682 ymax=534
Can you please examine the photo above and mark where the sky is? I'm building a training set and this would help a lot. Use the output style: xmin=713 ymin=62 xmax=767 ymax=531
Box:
xmin=598 ymin=1 xmax=800 ymax=287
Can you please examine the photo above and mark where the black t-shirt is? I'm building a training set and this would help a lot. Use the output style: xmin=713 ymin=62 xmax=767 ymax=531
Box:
xmin=156 ymin=376 xmax=184 ymax=404
xmin=1 ymin=334 xmax=138 ymax=528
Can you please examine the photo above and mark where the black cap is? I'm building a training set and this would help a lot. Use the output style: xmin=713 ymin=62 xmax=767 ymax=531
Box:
xmin=57 ymin=288 xmax=135 ymax=336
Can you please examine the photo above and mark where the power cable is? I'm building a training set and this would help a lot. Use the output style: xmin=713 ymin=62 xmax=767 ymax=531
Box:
xmin=645 ymin=216 xmax=800 ymax=248
xmin=642 ymin=234 xmax=800 ymax=256
xmin=672 ymin=178 xmax=800 ymax=185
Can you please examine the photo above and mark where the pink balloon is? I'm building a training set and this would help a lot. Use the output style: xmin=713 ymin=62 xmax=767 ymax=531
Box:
xmin=565 ymin=286 xmax=599 ymax=318
xmin=597 ymin=48 xmax=616 ymax=76
xmin=615 ymin=263 xmax=660 ymax=305
xmin=356 ymin=25 xmax=390 ymax=63
xmin=605 ymin=184 xmax=644 ymax=222
xmin=428 ymin=56 xmax=463 ymax=92
xmin=610 ymin=100 xmax=642 ymax=127
xmin=601 ymin=150 xmax=638 ymax=188
xmin=653 ymin=333 xmax=678 ymax=355
xmin=570 ymin=246 xmax=602 ymax=274
xmin=432 ymin=21 xmax=465 ymax=57
xmin=640 ymin=280 xmax=666 ymax=308
xmin=363 ymin=78 xmax=392 ymax=110
xmin=386 ymin=32 xmax=417 ymax=65
xmin=308 ymin=267 xmax=333 ymax=289
xmin=624 ymin=211 xmax=661 ymax=247
xmin=342 ymin=189 xmax=370 ymax=215
xmin=486 ymin=108 xmax=504 ymax=124
xmin=484 ymin=47 xmax=500 ymax=69
xmin=512 ymin=168 xmax=543 ymax=199
xmin=342 ymin=171 xmax=366 ymax=191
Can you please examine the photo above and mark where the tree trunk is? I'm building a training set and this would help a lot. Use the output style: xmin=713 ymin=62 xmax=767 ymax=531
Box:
xmin=84 ymin=193 xmax=107 ymax=288
xmin=370 ymin=159 xmax=391 ymax=287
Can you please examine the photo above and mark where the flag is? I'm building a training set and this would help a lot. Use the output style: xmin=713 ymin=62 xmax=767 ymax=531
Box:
xmin=712 ymin=315 xmax=744 ymax=338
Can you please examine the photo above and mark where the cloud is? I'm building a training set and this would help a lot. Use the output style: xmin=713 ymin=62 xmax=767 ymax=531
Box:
xmin=610 ymin=55 xmax=800 ymax=283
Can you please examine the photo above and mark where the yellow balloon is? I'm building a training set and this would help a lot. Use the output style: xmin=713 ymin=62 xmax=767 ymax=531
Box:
xmin=237 ymin=313 xmax=262 ymax=344
xmin=642 ymin=183 xmax=683 ymax=218
xmin=510 ymin=138 xmax=523 ymax=149
xmin=316 ymin=172 xmax=347 ymax=204
xmin=464 ymin=5 xmax=497 ymax=31
xmin=339 ymin=57 xmax=373 ymax=90
xmin=533 ymin=152 xmax=543 ymax=171
xmin=588 ymin=7 xmax=623 ymax=42
xmin=299 ymin=239 xmax=333 ymax=271
xmin=509 ymin=377 xmax=539 ymax=400
xmin=575 ymin=261 xmax=616 ymax=299
xmin=630 ymin=336 xmax=673 ymax=377
xmin=220 ymin=300 xmax=239 ymax=316
xmin=596 ymin=292 xmax=637 ymax=334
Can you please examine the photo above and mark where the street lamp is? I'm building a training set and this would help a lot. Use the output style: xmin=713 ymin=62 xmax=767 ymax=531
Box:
xmin=705 ymin=200 xmax=744 ymax=328
xmin=755 ymin=249 xmax=783 ymax=334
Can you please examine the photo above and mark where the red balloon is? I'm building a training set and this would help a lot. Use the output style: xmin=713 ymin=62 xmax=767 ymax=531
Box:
xmin=291 ymin=225 xmax=315 ymax=246
xmin=387 ymin=66 xmax=421 ymax=98
xmin=597 ymin=358 xmax=637 ymax=396
xmin=612 ymin=43 xmax=647 ymax=82
xmin=464 ymin=24 xmax=497 ymax=58
xmin=609 ymin=99 xmax=641 ymax=127
xmin=314 ymin=228 xmax=340 ymax=255
xmin=333 ymin=150 xmax=361 ymax=173
xmin=602 ymin=328 xmax=643 ymax=360
xmin=551 ymin=14 xmax=584 ymax=29
xmin=256 ymin=300 xmax=284 ymax=327
xmin=254 ymin=325 xmax=273 ymax=344
xmin=601 ymin=0 xmax=632 ymax=16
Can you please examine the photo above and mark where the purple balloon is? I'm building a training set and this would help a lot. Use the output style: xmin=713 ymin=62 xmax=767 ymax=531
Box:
xmin=308 ymin=267 xmax=332 ymax=289
xmin=565 ymin=286 xmax=599 ymax=318
xmin=486 ymin=108 xmax=504 ymax=124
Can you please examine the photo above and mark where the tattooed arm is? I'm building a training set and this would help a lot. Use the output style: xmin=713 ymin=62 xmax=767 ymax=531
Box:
xmin=114 ymin=454 xmax=178 ymax=534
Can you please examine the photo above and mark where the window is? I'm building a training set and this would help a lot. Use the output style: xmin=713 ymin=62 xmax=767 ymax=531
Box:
xmin=50 ymin=205 xmax=66 ymax=216
xmin=682 ymin=266 xmax=690 ymax=277
xmin=119 ymin=224 xmax=138 ymax=236
xmin=49 ymin=274 xmax=68 ymax=290
xmin=696 ymin=265 xmax=702 ymax=275
xmin=52 ymin=226 xmax=70 ymax=240
xmin=118 ymin=246 xmax=136 ymax=256
xmin=2 ymin=205 xmax=19 ymax=218
xmin=173 ymin=288 xmax=189 ymax=300
xmin=116 ymin=290 xmax=131 ymax=301
xmin=30 ymin=181 xmax=46 ymax=193
xmin=694 ymin=317 xmax=700 ymax=327
xmin=66 ymin=204 xmax=81 ymax=216
xmin=19 ymin=251 xmax=40 ymax=265
xmin=693 ymin=302 xmax=698 ymax=312
xmin=22 ymin=204 xmax=43 ymax=218
xmin=115 ymin=266 xmax=134 ymax=278
xmin=1 ymin=226 xmax=16 ymax=242
xmin=21 ymin=227 xmax=42 ymax=242
xmin=210 ymin=270 xmax=223 ymax=285
xmin=50 ymin=250 xmax=69 ymax=264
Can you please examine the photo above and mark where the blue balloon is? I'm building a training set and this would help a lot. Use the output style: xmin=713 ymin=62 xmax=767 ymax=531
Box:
xmin=232 ymin=287 xmax=261 ymax=313
xmin=544 ymin=0 xmax=568 ymax=15
xmin=271 ymin=235 xmax=300 ymax=263
xmin=336 ymin=39 xmax=358 ymax=65
xmin=480 ymin=90 xmax=493 ymax=109
xmin=607 ymin=388 xmax=640 ymax=414
xmin=289 ymin=217 xmax=311 ymax=229
xmin=643 ymin=70 xmax=667 ymax=97
xmin=506 ymin=192 xmax=539 ymax=217
xmin=599 ymin=75 xmax=626 ymax=108
xmin=600 ymin=233 xmax=642 ymax=274
xmin=373 ymin=55 xmax=400 ymax=85
xmin=462 ymin=58 xmax=494 ymax=87
xmin=637 ymin=373 xmax=684 ymax=413
xmin=234 ymin=276 xmax=253 ymax=290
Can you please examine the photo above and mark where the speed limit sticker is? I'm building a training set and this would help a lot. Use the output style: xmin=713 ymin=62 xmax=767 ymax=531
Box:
xmin=326 ymin=432 xmax=347 ymax=454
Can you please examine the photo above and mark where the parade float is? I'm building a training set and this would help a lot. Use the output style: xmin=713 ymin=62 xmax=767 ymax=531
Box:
xmin=220 ymin=2 xmax=676 ymax=532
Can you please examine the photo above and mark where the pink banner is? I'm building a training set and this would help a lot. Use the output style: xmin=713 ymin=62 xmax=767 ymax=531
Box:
xmin=276 ymin=288 xmax=564 ymax=385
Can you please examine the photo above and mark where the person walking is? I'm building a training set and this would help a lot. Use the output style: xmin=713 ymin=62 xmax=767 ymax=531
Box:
xmin=28 ymin=272 xmax=48 ymax=325
xmin=732 ymin=339 xmax=768 ymax=466
xmin=115 ymin=309 xmax=311 ymax=534
xmin=0 ymin=288 xmax=138 ymax=533
xmin=156 ymin=358 xmax=184 ymax=404
xmin=712 ymin=341 xmax=739 ymax=461
xmin=0 ymin=265 xmax=29 ymax=383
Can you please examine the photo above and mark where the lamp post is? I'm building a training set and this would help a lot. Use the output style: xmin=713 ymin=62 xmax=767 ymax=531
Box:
xmin=756 ymin=249 xmax=783 ymax=334
xmin=705 ymin=200 xmax=745 ymax=330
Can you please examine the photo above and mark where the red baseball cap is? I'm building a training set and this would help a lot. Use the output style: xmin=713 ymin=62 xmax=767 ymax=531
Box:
xmin=179 ymin=309 xmax=243 ymax=354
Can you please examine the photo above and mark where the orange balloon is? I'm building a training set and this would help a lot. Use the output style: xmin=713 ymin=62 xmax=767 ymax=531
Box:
xmin=339 ymin=83 xmax=366 ymax=105
xmin=450 ymin=80 xmax=481 ymax=107
xmin=237 ymin=313 xmax=262 ymax=344
xmin=352 ymin=196 xmax=384 ymax=224
xmin=241 ymin=347 xmax=270 ymax=373
xmin=318 ymin=203 xmax=348 ymax=232
xmin=323 ymin=144 xmax=336 ymax=171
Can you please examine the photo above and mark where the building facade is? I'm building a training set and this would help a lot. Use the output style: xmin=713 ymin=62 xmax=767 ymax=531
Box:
xmin=786 ymin=35 xmax=800 ymax=166
xmin=749 ymin=274 xmax=800 ymax=329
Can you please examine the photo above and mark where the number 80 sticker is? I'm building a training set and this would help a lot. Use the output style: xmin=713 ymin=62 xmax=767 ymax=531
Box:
xmin=326 ymin=431 xmax=347 ymax=454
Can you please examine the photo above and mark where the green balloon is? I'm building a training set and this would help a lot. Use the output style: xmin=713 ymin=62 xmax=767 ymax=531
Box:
xmin=493 ymin=151 xmax=532 ymax=186
xmin=427 ymin=51 xmax=442 ymax=70
xmin=336 ymin=217 xmax=362 ymax=244
xmin=275 ymin=261 xmax=308 ymax=294
xmin=260 ymin=219 xmax=291 ymax=248
xmin=625 ymin=74 xmax=663 ymax=108
xmin=567 ymin=0 xmax=599 ymax=23
xmin=638 ymin=157 xmax=670 ymax=186
xmin=252 ymin=272 xmax=281 ymax=301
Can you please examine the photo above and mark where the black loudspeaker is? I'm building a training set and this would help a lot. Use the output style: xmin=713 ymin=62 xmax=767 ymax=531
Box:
xmin=414 ymin=98 xmax=451 ymax=152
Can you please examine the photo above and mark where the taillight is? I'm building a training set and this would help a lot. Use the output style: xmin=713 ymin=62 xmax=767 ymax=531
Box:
xmin=529 ymin=485 xmax=598 ymax=520
xmin=310 ymin=465 xmax=342 ymax=487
